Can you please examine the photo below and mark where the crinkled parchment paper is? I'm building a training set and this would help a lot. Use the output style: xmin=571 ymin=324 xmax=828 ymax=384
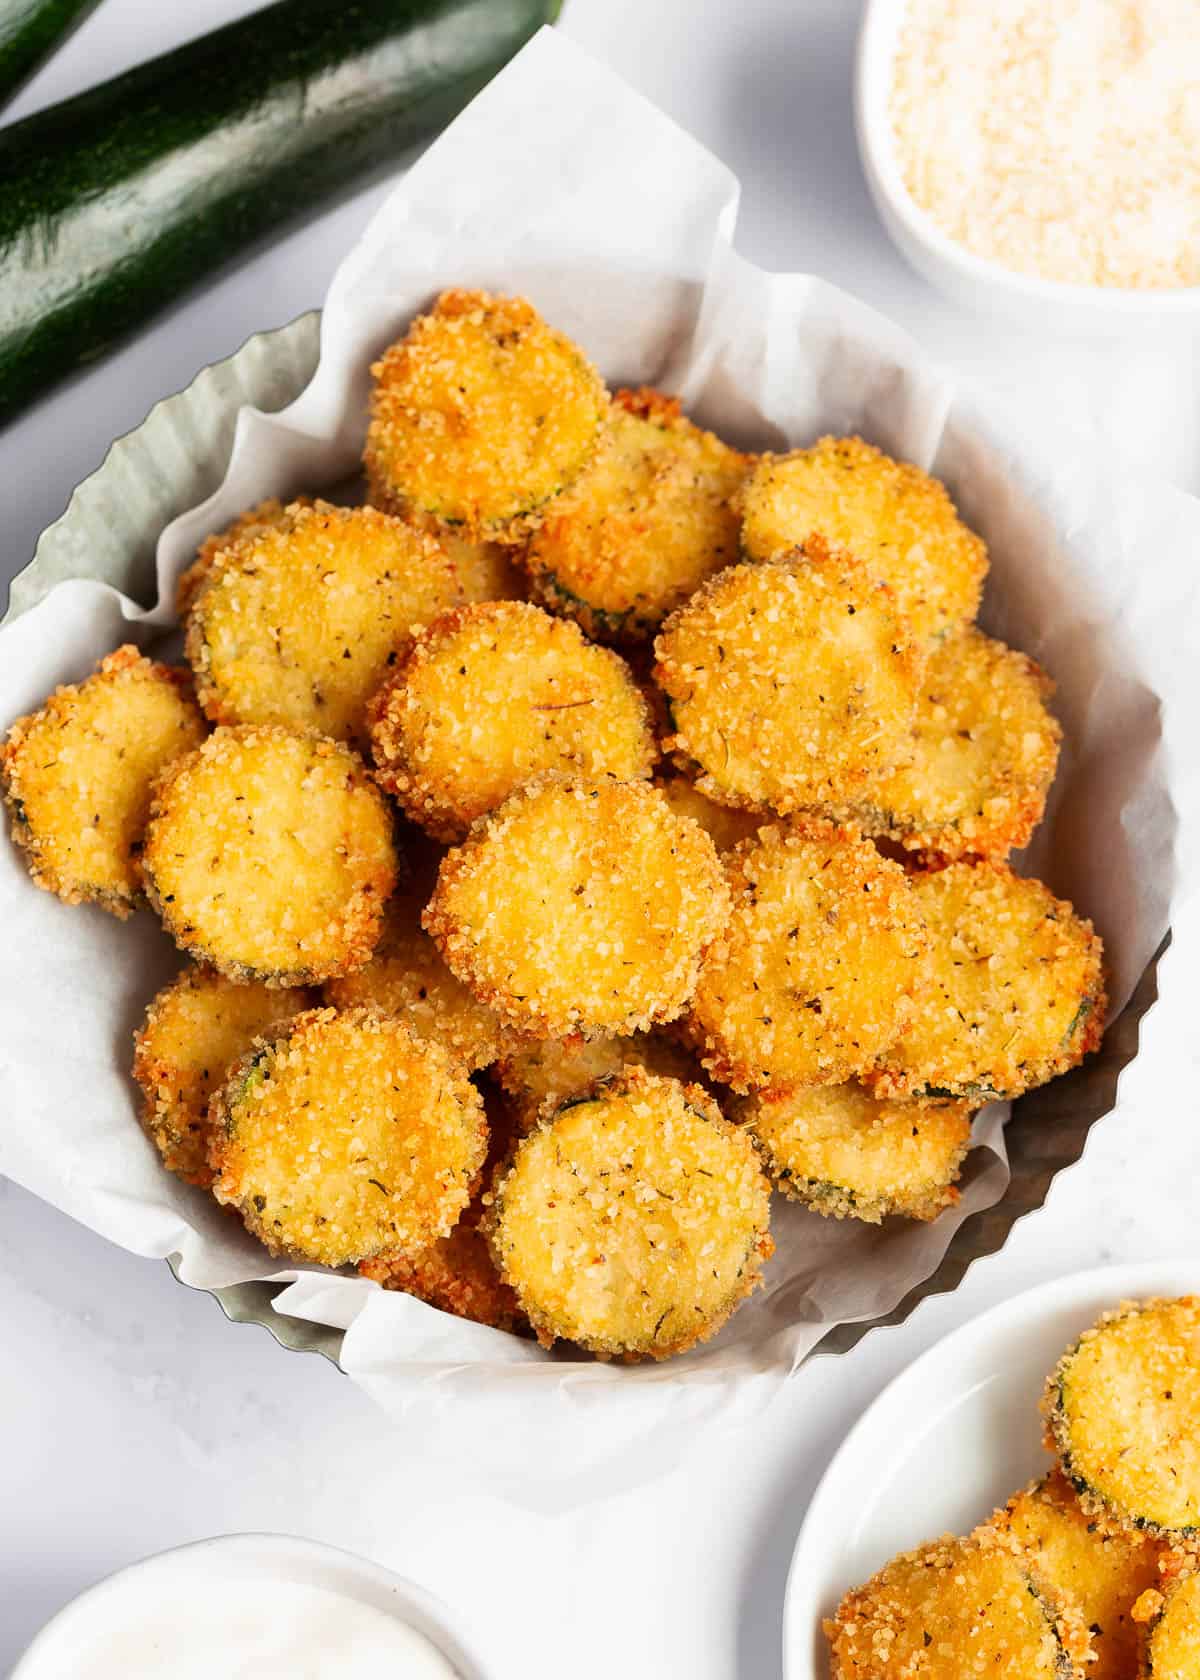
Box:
xmin=1 ymin=31 xmax=1197 ymax=1500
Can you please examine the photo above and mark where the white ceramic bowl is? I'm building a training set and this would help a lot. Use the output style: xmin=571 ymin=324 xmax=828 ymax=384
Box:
xmin=10 ymin=1534 xmax=495 ymax=1680
xmin=855 ymin=0 xmax=1200 ymax=332
xmin=782 ymin=1259 xmax=1200 ymax=1678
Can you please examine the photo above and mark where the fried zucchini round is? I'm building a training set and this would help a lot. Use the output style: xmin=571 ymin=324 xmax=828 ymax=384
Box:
xmin=358 ymin=1094 xmax=525 ymax=1331
xmin=826 ymin=1532 xmax=1089 ymax=1679
xmin=360 ymin=1221 xmax=524 ymax=1333
xmin=132 ymin=966 xmax=315 ymax=1186
xmin=2 ymin=645 xmax=205 ymax=917
xmin=988 ymin=1471 xmax=1163 ymax=1680
xmin=1045 ymin=1298 xmax=1200 ymax=1542
xmin=740 ymin=435 xmax=987 ymax=643
xmin=142 ymin=725 xmax=398 ymax=985
xmin=185 ymin=500 xmax=510 ymax=743
xmin=210 ymin=1005 xmax=487 ymax=1265
xmin=495 ymin=1029 xmax=704 ymax=1132
xmin=364 ymin=289 xmax=607 ymax=539
xmin=1135 ymin=1569 xmax=1200 ymax=1676
xmin=485 ymin=1067 xmax=772 ymax=1358
xmin=654 ymin=773 xmax=762 ymax=853
xmin=176 ymin=495 xmax=312 ymax=617
xmin=521 ymin=386 xmax=749 ymax=640
xmin=367 ymin=600 xmax=656 ymax=840
xmin=324 ymin=890 xmax=512 ymax=1072
xmin=869 ymin=862 xmax=1106 ymax=1102
xmin=743 ymin=1080 xmax=972 ymax=1222
xmin=688 ymin=821 xmax=929 ymax=1094
xmin=653 ymin=539 xmax=924 ymax=814
xmin=850 ymin=626 xmax=1062 ymax=861
xmin=425 ymin=776 xmax=729 ymax=1039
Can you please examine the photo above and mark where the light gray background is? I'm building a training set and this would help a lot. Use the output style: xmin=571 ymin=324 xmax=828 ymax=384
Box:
xmin=3 ymin=3 xmax=1200 ymax=1675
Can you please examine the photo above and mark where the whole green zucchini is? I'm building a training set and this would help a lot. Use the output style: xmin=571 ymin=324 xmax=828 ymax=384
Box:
xmin=0 ymin=0 xmax=101 ymax=108
xmin=0 ymin=0 xmax=560 ymax=424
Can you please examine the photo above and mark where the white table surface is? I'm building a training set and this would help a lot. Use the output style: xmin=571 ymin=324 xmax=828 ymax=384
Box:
xmin=3 ymin=2 xmax=1200 ymax=1674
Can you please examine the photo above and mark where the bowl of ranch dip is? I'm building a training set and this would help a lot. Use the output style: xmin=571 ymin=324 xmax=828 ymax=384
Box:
xmin=856 ymin=0 xmax=1200 ymax=329
xmin=9 ymin=1534 xmax=493 ymax=1680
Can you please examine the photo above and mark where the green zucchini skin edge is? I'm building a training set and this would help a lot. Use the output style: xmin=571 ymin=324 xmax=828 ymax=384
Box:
xmin=0 ymin=0 xmax=100 ymax=110
xmin=0 ymin=0 xmax=561 ymax=423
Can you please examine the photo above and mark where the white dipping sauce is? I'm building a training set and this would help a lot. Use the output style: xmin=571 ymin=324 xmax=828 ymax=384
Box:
xmin=34 ymin=1577 xmax=461 ymax=1679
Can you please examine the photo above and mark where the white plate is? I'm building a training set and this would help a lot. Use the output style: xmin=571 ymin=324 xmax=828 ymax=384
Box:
xmin=10 ymin=1533 xmax=496 ymax=1680
xmin=783 ymin=1260 xmax=1200 ymax=1678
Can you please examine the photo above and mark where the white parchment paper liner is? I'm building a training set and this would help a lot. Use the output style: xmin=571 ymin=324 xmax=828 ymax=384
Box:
xmin=1 ymin=31 xmax=1197 ymax=1499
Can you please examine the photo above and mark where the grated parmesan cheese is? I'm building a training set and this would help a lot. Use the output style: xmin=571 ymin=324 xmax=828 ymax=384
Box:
xmin=890 ymin=0 xmax=1200 ymax=289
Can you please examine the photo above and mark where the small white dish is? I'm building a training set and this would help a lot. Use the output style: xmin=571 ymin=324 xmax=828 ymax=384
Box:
xmin=10 ymin=1533 xmax=495 ymax=1680
xmin=783 ymin=1259 xmax=1200 ymax=1679
xmin=855 ymin=0 xmax=1200 ymax=332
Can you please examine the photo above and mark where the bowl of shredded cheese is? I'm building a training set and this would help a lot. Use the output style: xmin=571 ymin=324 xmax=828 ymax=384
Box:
xmin=856 ymin=0 xmax=1200 ymax=329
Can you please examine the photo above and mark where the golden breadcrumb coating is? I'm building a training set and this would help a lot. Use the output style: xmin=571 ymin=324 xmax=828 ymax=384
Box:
xmin=324 ymin=889 xmax=512 ymax=1073
xmin=1134 ymin=1566 xmax=1200 ymax=1675
xmin=1045 ymin=1298 xmax=1200 ymax=1543
xmin=825 ymin=1530 xmax=1091 ymax=1678
xmin=869 ymin=861 xmax=1106 ymax=1102
xmin=425 ymin=776 xmax=730 ymax=1039
xmin=654 ymin=773 xmax=762 ymax=853
xmin=132 ymin=966 xmax=315 ymax=1187
xmin=176 ymin=495 xmax=313 ymax=617
xmin=987 ymin=1471 xmax=1164 ymax=1680
xmin=740 ymin=436 xmax=987 ymax=643
xmin=521 ymin=386 xmax=749 ymax=640
xmin=2 ymin=645 xmax=205 ymax=917
xmin=360 ymin=1220 xmax=524 ymax=1333
xmin=485 ymin=1067 xmax=772 ymax=1358
xmin=210 ymin=1005 xmax=486 ymax=1265
xmin=185 ymin=500 xmax=512 ymax=743
xmin=495 ymin=1028 xmax=704 ymax=1132
xmin=848 ymin=626 xmax=1062 ymax=861
xmin=367 ymin=600 xmax=656 ymax=840
xmin=142 ymin=725 xmax=398 ymax=985
xmin=688 ymin=820 xmax=929 ymax=1094
xmin=364 ymin=289 xmax=607 ymax=540
xmin=359 ymin=1093 xmax=525 ymax=1332
xmin=743 ymin=1080 xmax=972 ymax=1222
xmin=653 ymin=538 xmax=924 ymax=814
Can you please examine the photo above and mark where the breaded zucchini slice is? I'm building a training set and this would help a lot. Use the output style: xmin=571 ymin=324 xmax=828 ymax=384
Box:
xmin=740 ymin=436 xmax=987 ymax=643
xmin=185 ymin=501 xmax=510 ymax=743
xmin=425 ymin=776 xmax=729 ymax=1039
xmin=176 ymin=495 xmax=312 ymax=617
xmin=495 ymin=1028 xmax=704 ymax=1132
xmin=364 ymin=289 xmax=607 ymax=540
xmin=210 ymin=1005 xmax=487 ymax=1266
xmin=360 ymin=1221 xmax=524 ymax=1333
xmin=367 ymin=600 xmax=656 ymax=840
xmin=520 ymin=386 xmax=749 ymax=641
xmin=132 ymin=966 xmax=315 ymax=1187
xmin=2 ymin=645 xmax=205 ymax=917
xmin=654 ymin=773 xmax=762 ymax=853
xmin=743 ymin=1080 xmax=972 ymax=1222
xmin=653 ymin=539 xmax=924 ymax=814
xmin=1134 ymin=1568 xmax=1200 ymax=1676
xmin=688 ymin=821 xmax=929 ymax=1094
xmin=142 ymin=725 xmax=398 ymax=986
xmin=850 ymin=626 xmax=1062 ymax=861
xmin=869 ymin=861 xmax=1106 ymax=1102
xmin=324 ymin=889 xmax=512 ymax=1073
xmin=359 ymin=1091 xmax=525 ymax=1332
xmin=988 ymin=1471 xmax=1163 ymax=1680
xmin=825 ymin=1531 xmax=1090 ymax=1678
xmin=485 ymin=1067 xmax=772 ymax=1358
xmin=1044 ymin=1298 xmax=1200 ymax=1542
